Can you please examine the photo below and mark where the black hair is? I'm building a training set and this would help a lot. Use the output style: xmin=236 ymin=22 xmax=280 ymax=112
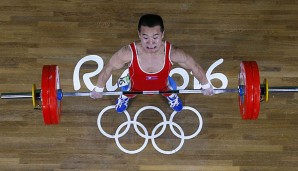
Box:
xmin=138 ymin=14 xmax=164 ymax=32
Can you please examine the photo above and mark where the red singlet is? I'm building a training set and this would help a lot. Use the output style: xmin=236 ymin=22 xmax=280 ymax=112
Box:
xmin=128 ymin=41 xmax=172 ymax=91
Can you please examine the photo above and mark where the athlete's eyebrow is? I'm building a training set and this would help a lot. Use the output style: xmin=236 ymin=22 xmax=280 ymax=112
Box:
xmin=142 ymin=33 xmax=160 ymax=37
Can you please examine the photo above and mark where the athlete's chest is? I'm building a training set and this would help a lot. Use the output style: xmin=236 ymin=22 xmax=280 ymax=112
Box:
xmin=137 ymin=53 xmax=166 ymax=73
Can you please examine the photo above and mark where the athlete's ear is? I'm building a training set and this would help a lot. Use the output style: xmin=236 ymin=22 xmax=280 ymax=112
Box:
xmin=161 ymin=31 xmax=165 ymax=39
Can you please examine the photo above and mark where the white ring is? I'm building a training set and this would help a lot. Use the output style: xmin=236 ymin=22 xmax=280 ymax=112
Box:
xmin=97 ymin=105 xmax=131 ymax=139
xmin=133 ymin=106 xmax=167 ymax=139
xmin=115 ymin=121 xmax=149 ymax=154
xmin=151 ymin=121 xmax=185 ymax=155
xmin=169 ymin=106 xmax=203 ymax=139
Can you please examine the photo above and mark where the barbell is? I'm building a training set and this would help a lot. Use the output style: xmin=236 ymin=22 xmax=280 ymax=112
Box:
xmin=1 ymin=61 xmax=297 ymax=124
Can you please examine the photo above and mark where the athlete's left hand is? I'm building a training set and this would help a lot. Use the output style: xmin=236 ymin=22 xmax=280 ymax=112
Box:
xmin=202 ymin=83 xmax=214 ymax=96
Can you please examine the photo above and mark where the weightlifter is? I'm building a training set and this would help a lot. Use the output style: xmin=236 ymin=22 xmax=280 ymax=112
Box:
xmin=90 ymin=14 xmax=214 ymax=113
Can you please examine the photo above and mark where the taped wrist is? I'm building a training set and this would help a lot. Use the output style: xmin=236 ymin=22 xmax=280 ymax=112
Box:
xmin=201 ymin=83 xmax=211 ymax=89
xmin=94 ymin=86 xmax=104 ymax=92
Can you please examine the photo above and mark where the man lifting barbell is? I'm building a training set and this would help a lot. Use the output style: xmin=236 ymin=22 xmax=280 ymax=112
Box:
xmin=90 ymin=14 xmax=215 ymax=113
xmin=1 ymin=15 xmax=297 ymax=124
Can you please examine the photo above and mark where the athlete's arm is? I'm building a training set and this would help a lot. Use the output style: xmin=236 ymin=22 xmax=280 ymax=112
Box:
xmin=170 ymin=46 xmax=214 ymax=95
xmin=170 ymin=46 xmax=209 ymax=85
xmin=90 ymin=45 xmax=131 ymax=99
xmin=96 ymin=45 xmax=131 ymax=88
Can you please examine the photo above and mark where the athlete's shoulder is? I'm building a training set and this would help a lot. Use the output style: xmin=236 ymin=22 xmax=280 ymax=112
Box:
xmin=170 ymin=44 xmax=184 ymax=55
xmin=119 ymin=44 xmax=131 ymax=52
xmin=169 ymin=44 xmax=190 ymax=64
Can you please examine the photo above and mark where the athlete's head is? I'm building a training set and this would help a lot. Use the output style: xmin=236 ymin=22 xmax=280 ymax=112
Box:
xmin=138 ymin=14 xmax=165 ymax=53
xmin=138 ymin=14 xmax=164 ymax=33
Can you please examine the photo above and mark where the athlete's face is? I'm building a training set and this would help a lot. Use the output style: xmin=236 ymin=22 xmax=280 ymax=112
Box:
xmin=138 ymin=25 xmax=164 ymax=53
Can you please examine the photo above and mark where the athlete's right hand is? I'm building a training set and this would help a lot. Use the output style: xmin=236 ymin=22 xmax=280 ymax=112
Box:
xmin=90 ymin=88 xmax=104 ymax=99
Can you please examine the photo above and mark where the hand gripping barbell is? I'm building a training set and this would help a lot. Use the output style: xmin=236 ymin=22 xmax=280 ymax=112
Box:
xmin=1 ymin=62 xmax=297 ymax=124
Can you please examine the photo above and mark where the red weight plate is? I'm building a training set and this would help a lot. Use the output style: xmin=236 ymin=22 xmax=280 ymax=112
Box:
xmin=41 ymin=65 xmax=51 ymax=124
xmin=48 ymin=65 xmax=61 ymax=124
xmin=250 ymin=61 xmax=260 ymax=120
xmin=238 ymin=61 xmax=254 ymax=120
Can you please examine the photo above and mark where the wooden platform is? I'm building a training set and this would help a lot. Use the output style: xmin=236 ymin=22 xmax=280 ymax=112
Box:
xmin=0 ymin=0 xmax=297 ymax=170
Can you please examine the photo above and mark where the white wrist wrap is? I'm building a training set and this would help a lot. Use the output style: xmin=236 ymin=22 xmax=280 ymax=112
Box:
xmin=94 ymin=86 xmax=104 ymax=92
xmin=201 ymin=83 xmax=211 ymax=89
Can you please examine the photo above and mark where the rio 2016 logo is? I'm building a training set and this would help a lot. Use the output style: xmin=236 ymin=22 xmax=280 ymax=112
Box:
xmin=73 ymin=55 xmax=228 ymax=91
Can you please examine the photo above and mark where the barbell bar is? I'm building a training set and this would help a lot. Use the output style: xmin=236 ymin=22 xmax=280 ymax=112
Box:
xmin=1 ymin=61 xmax=297 ymax=124
xmin=2 ymin=86 xmax=297 ymax=99
xmin=0 ymin=88 xmax=239 ymax=99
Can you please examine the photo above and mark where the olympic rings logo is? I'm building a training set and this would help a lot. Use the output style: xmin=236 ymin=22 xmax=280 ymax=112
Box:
xmin=97 ymin=105 xmax=203 ymax=155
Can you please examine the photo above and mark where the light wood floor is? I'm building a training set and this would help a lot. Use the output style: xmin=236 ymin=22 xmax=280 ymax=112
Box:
xmin=0 ymin=0 xmax=297 ymax=170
